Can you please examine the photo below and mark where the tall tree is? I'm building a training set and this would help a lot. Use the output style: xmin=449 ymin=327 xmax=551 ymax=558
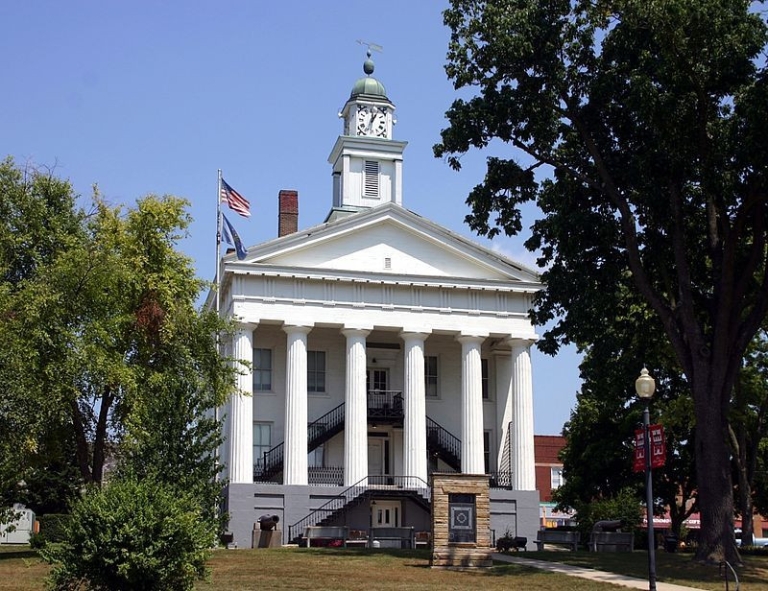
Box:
xmin=0 ymin=159 xmax=237 ymax=524
xmin=435 ymin=0 xmax=768 ymax=562
xmin=116 ymin=303 xmax=232 ymax=533
xmin=0 ymin=158 xmax=86 ymax=522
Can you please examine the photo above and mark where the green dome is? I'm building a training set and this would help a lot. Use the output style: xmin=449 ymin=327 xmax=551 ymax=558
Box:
xmin=350 ymin=76 xmax=387 ymax=98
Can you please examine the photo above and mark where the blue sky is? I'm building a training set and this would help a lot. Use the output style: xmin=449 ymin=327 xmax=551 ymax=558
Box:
xmin=1 ymin=0 xmax=582 ymax=435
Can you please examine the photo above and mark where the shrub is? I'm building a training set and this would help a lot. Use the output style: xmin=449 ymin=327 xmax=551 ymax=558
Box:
xmin=28 ymin=531 xmax=46 ymax=549
xmin=35 ymin=514 xmax=71 ymax=546
xmin=573 ymin=487 xmax=643 ymax=546
xmin=43 ymin=478 xmax=215 ymax=591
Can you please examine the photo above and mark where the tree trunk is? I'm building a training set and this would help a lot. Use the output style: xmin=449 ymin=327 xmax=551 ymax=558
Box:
xmin=692 ymin=372 xmax=740 ymax=564
xmin=70 ymin=397 xmax=93 ymax=485
xmin=91 ymin=385 xmax=113 ymax=486
xmin=731 ymin=421 xmax=755 ymax=547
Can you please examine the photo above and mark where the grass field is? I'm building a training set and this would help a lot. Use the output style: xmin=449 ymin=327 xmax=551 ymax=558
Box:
xmin=2 ymin=545 xmax=766 ymax=590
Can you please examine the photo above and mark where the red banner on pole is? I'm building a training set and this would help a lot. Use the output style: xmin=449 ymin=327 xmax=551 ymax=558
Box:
xmin=633 ymin=425 xmax=665 ymax=473
xmin=633 ymin=429 xmax=645 ymax=473
xmin=650 ymin=424 xmax=665 ymax=468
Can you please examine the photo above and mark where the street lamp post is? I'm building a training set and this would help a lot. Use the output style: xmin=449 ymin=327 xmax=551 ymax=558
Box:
xmin=636 ymin=367 xmax=657 ymax=591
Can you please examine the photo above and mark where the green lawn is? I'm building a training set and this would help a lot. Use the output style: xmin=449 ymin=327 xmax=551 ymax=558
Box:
xmin=522 ymin=549 xmax=768 ymax=590
xmin=2 ymin=545 xmax=767 ymax=591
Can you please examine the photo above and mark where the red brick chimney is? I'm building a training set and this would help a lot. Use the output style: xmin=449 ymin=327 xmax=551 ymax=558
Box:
xmin=278 ymin=190 xmax=298 ymax=237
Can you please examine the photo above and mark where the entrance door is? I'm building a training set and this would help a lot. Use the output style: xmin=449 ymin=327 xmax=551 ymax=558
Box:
xmin=368 ymin=439 xmax=384 ymax=476
xmin=368 ymin=369 xmax=390 ymax=417
xmin=372 ymin=500 xmax=400 ymax=528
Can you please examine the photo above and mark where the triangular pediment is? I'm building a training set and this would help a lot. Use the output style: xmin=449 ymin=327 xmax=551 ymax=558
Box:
xmin=227 ymin=203 xmax=539 ymax=285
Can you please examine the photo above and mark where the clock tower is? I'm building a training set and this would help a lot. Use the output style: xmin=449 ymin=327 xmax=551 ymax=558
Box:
xmin=327 ymin=51 xmax=408 ymax=221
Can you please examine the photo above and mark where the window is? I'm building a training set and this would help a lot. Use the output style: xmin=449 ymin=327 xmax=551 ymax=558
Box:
xmin=253 ymin=423 xmax=272 ymax=471
xmin=551 ymin=467 xmax=565 ymax=489
xmin=307 ymin=350 xmax=326 ymax=393
xmin=425 ymin=356 xmax=438 ymax=398
xmin=368 ymin=369 xmax=388 ymax=392
xmin=363 ymin=160 xmax=379 ymax=197
xmin=481 ymin=358 xmax=489 ymax=400
xmin=253 ymin=348 xmax=272 ymax=391
xmin=483 ymin=431 xmax=491 ymax=474
xmin=308 ymin=444 xmax=325 ymax=468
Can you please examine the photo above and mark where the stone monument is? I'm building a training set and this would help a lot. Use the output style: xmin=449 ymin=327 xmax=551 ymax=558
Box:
xmin=430 ymin=473 xmax=493 ymax=568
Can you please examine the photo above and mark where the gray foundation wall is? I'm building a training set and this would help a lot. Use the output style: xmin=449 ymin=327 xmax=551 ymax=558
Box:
xmin=489 ymin=488 xmax=541 ymax=550
xmin=225 ymin=483 xmax=540 ymax=550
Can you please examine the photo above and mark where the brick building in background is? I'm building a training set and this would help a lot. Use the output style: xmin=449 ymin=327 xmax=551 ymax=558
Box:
xmin=535 ymin=435 xmax=576 ymax=528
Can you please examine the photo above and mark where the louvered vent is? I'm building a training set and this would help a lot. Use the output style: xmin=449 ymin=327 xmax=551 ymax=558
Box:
xmin=364 ymin=160 xmax=379 ymax=197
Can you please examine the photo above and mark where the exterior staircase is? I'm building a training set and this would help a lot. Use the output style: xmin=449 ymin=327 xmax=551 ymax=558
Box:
xmin=426 ymin=416 xmax=461 ymax=472
xmin=257 ymin=403 xmax=345 ymax=481
xmin=287 ymin=475 xmax=431 ymax=543
xmin=255 ymin=398 xmax=463 ymax=482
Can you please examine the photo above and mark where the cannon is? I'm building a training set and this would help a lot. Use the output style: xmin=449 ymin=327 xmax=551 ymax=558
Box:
xmin=592 ymin=519 xmax=622 ymax=532
xmin=257 ymin=514 xmax=280 ymax=531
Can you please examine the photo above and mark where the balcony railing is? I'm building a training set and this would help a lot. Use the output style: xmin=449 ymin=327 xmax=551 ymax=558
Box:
xmin=489 ymin=471 xmax=514 ymax=489
xmin=308 ymin=466 xmax=344 ymax=486
xmin=367 ymin=390 xmax=403 ymax=421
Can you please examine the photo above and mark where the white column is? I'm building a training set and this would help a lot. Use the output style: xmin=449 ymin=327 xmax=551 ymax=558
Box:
xmin=283 ymin=325 xmax=312 ymax=485
xmin=400 ymin=332 xmax=429 ymax=485
xmin=342 ymin=328 xmax=370 ymax=486
xmin=458 ymin=335 xmax=485 ymax=474
xmin=229 ymin=325 xmax=254 ymax=484
xmin=494 ymin=350 xmax=513 ymax=474
xmin=510 ymin=339 xmax=536 ymax=490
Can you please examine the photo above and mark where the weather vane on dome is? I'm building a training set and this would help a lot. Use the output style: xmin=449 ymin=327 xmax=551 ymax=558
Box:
xmin=356 ymin=39 xmax=383 ymax=56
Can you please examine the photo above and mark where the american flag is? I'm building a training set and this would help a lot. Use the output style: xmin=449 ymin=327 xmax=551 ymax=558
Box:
xmin=220 ymin=178 xmax=250 ymax=218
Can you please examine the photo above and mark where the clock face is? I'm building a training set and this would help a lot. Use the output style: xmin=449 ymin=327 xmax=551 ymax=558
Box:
xmin=357 ymin=106 xmax=388 ymax=138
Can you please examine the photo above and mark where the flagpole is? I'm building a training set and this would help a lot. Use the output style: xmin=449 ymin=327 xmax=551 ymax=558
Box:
xmin=215 ymin=168 xmax=223 ymax=317
xmin=214 ymin=169 xmax=223 ymax=483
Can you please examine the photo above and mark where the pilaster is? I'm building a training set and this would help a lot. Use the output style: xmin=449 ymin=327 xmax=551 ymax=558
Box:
xmin=510 ymin=339 xmax=536 ymax=490
xmin=457 ymin=334 xmax=486 ymax=474
xmin=400 ymin=331 xmax=429 ymax=485
xmin=342 ymin=327 xmax=370 ymax=486
xmin=229 ymin=324 xmax=255 ymax=484
xmin=283 ymin=324 xmax=312 ymax=485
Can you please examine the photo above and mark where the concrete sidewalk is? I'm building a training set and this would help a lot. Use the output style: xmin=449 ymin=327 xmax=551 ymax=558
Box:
xmin=492 ymin=554 xmax=710 ymax=591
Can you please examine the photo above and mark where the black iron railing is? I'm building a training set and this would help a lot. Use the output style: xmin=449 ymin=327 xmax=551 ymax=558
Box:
xmin=426 ymin=416 xmax=461 ymax=471
xmin=288 ymin=475 xmax=430 ymax=543
xmin=255 ymin=404 xmax=464 ymax=481
xmin=367 ymin=390 xmax=403 ymax=421
xmin=308 ymin=466 xmax=344 ymax=486
xmin=256 ymin=403 xmax=346 ymax=481
xmin=489 ymin=471 xmax=514 ymax=489
xmin=308 ymin=403 xmax=345 ymax=448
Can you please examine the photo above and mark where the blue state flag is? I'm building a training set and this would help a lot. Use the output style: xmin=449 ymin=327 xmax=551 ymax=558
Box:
xmin=222 ymin=214 xmax=247 ymax=260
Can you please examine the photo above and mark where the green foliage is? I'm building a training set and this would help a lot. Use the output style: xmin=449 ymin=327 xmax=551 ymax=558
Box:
xmin=436 ymin=0 xmax=768 ymax=562
xmin=571 ymin=488 xmax=643 ymax=543
xmin=554 ymin=298 xmax=697 ymax=540
xmin=0 ymin=157 xmax=86 ymax=519
xmin=116 ymin=306 xmax=230 ymax=534
xmin=0 ymin=157 xmax=238 ymax=539
xmin=36 ymin=514 xmax=72 ymax=544
xmin=44 ymin=479 xmax=214 ymax=591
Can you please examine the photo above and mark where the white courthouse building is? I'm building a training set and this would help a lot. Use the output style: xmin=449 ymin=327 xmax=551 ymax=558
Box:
xmin=216 ymin=54 xmax=543 ymax=548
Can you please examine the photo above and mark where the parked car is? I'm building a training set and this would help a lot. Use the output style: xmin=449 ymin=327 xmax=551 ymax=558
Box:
xmin=735 ymin=528 xmax=768 ymax=547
